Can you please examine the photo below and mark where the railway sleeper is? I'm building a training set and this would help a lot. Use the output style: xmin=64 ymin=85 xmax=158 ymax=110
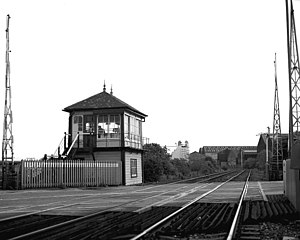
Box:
xmin=98 ymin=216 xmax=138 ymax=235
xmin=162 ymin=204 xmax=204 ymax=232
xmin=239 ymin=224 xmax=261 ymax=240
xmin=269 ymin=202 xmax=279 ymax=217
xmin=159 ymin=232 xmax=228 ymax=240
xmin=184 ymin=206 xmax=217 ymax=232
xmin=172 ymin=203 xmax=206 ymax=230
xmin=187 ymin=204 xmax=233 ymax=233
xmin=0 ymin=215 xmax=53 ymax=235
xmin=259 ymin=201 xmax=267 ymax=219
xmin=223 ymin=203 xmax=236 ymax=225
xmin=149 ymin=203 xmax=233 ymax=237
xmin=203 ymin=203 xmax=229 ymax=230
xmin=264 ymin=201 xmax=273 ymax=219
xmin=243 ymin=201 xmax=250 ymax=222
xmin=47 ymin=212 xmax=136 ymax=240
xmin=1 ymin=215 xmax=76 ymax=240
xmin=274 ymin=202 xmax=284 ymax=215
xmin=196 ymin=203 xmax=221 ymax=230
xmin=243 ymin=200 xmax=297 ymax=225
xmin=172 ymin=203 xmax=208 ymax=231
xmin=210 ymin=204 xmax=234 ymax=230
xmin=285 ymin=201 xmax=297 ymax=215
xmin=253 ymin=201 xmax=261 ymax=220
xmin=136 ymin=212 xmax=174 ymax=231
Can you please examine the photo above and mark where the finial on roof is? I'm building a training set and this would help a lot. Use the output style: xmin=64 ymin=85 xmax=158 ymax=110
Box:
xmin=110 ymin=85 xmax=113 ymax=95
xmin=103 ymin=80 xmax=106 ymax=92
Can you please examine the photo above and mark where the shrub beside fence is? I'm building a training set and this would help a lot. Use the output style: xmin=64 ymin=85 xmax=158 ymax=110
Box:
xmin=20 ymin=159 xmax=122 ymax=189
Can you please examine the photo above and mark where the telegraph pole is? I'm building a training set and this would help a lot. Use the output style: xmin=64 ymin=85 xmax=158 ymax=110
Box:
xmin=2 ymin=15 xmax=14 ymax=189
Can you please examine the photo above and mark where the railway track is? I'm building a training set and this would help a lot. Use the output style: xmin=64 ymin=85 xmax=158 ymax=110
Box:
xmin=0 ymin=170 xmax=245 ymax=239
xmin=0 ymin=170 xmax=296 ymax=240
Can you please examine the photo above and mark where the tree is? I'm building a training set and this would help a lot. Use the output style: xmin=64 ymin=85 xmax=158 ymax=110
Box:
xmin=244 ymin=158 xmax=257 ymax=169
xmin=188 ymin=152 xmax=215 ymax=175
xmin=143 ymin=143 xmax=171 ymax=182
xmin=170 ymin=158 xmax=191 ymax=178
xmin=205 ymin=156 xmax=217 ymax=169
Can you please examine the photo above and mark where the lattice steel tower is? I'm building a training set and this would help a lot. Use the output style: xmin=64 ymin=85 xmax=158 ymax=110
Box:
xmin=2 ymin=15 xmax=14 ymax=188
xmin=286 ymin=0 xmax=300 ymax=169
xmin=271 ymin=53 xmax=283 ymax=180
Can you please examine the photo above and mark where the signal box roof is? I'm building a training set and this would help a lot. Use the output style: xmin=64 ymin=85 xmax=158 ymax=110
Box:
xmin=63 ymin=89 xmax=147 ymax=118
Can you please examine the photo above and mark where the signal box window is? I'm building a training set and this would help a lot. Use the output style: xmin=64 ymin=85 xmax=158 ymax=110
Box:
xmin=130 ymin=159 xmax=137 ymax=178
xmin=74 ymin=116 xmax=83 ymax=131
xmin=98 ymin=115 xmax=120 ymax=139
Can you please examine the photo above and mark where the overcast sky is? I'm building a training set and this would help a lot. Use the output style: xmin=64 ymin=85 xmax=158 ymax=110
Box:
xmin=0 ymin=0 xmax=299 ymax=159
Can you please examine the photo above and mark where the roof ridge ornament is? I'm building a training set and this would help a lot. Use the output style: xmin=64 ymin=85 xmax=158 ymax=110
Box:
xmin=103 ymin=80 xmax=106 ymax=92
xmin=110 ymin=85 xmax=113 ymax=95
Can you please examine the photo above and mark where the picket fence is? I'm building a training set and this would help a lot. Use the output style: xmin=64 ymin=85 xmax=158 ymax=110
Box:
xmin=20 ymin=159 xmax=122 ymax=189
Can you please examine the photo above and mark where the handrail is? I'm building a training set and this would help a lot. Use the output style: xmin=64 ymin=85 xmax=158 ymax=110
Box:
xmin=53 ymin=136 xmax=65 ymax=156
xmin=226 ymin=170 xmax=251 ymax=240
xmin=53 ymin=132 xmax=69 ymax=157
xmin=65 ymin=133 xmax=80 ymax=157
xmin=53 ymin=137 xmax=64 ymax=157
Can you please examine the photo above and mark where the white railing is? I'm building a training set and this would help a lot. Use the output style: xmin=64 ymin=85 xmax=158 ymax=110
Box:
xmin=54 ymin=132 xmax=149 ymax=158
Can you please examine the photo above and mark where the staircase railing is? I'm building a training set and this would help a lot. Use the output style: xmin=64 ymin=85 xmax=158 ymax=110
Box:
xmin=65 ymin=132 xmax=80 ymax=157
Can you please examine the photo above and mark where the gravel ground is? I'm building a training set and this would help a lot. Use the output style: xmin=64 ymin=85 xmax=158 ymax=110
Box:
xmin=260 ymin=220 xmax=300 ymax=239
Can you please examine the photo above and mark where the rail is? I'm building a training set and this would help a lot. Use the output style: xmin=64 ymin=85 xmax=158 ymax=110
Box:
xmin=226 ymin=169 xmax=251 ymax=240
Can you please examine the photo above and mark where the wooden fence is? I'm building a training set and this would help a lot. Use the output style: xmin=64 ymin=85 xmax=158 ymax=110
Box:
xmin=20 ymin=159 xmax=122 ymax=189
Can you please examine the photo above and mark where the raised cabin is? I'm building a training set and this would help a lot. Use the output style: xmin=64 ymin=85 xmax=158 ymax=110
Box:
xmin=62 ymin=84 xmax=148 ymax=186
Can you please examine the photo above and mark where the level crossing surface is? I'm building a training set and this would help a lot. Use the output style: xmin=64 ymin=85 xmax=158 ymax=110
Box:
xmin=0 ymin=181 xmax=283 ymax=220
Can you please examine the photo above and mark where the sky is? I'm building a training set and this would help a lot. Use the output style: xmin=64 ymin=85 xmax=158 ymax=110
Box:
xmin=0 ymin=0 xmax=299 ymax=159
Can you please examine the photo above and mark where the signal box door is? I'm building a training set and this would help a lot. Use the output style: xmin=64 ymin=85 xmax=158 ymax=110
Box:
xmin=83 ymin=115 xmax=96 ymax=148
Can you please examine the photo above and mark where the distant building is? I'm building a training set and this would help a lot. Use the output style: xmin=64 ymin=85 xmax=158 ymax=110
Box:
xmin=218 ymin=148 xmax=239 ymax=168
xmin=257 ymin=133 xmax=288 ymax=157
xmin=171 ymin=141 xmax=190 ymax=160
xmin=199 ymin=146 xmax=257 ymax=167
xmin=257 ymin=133 xmax=288 ymax=180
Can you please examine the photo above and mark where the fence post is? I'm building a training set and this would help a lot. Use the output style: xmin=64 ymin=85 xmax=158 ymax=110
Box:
xmin=20 ymin=160 xmax=24 ymax=189
xmin=60 ymin=160 xmax=64 ymax=188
